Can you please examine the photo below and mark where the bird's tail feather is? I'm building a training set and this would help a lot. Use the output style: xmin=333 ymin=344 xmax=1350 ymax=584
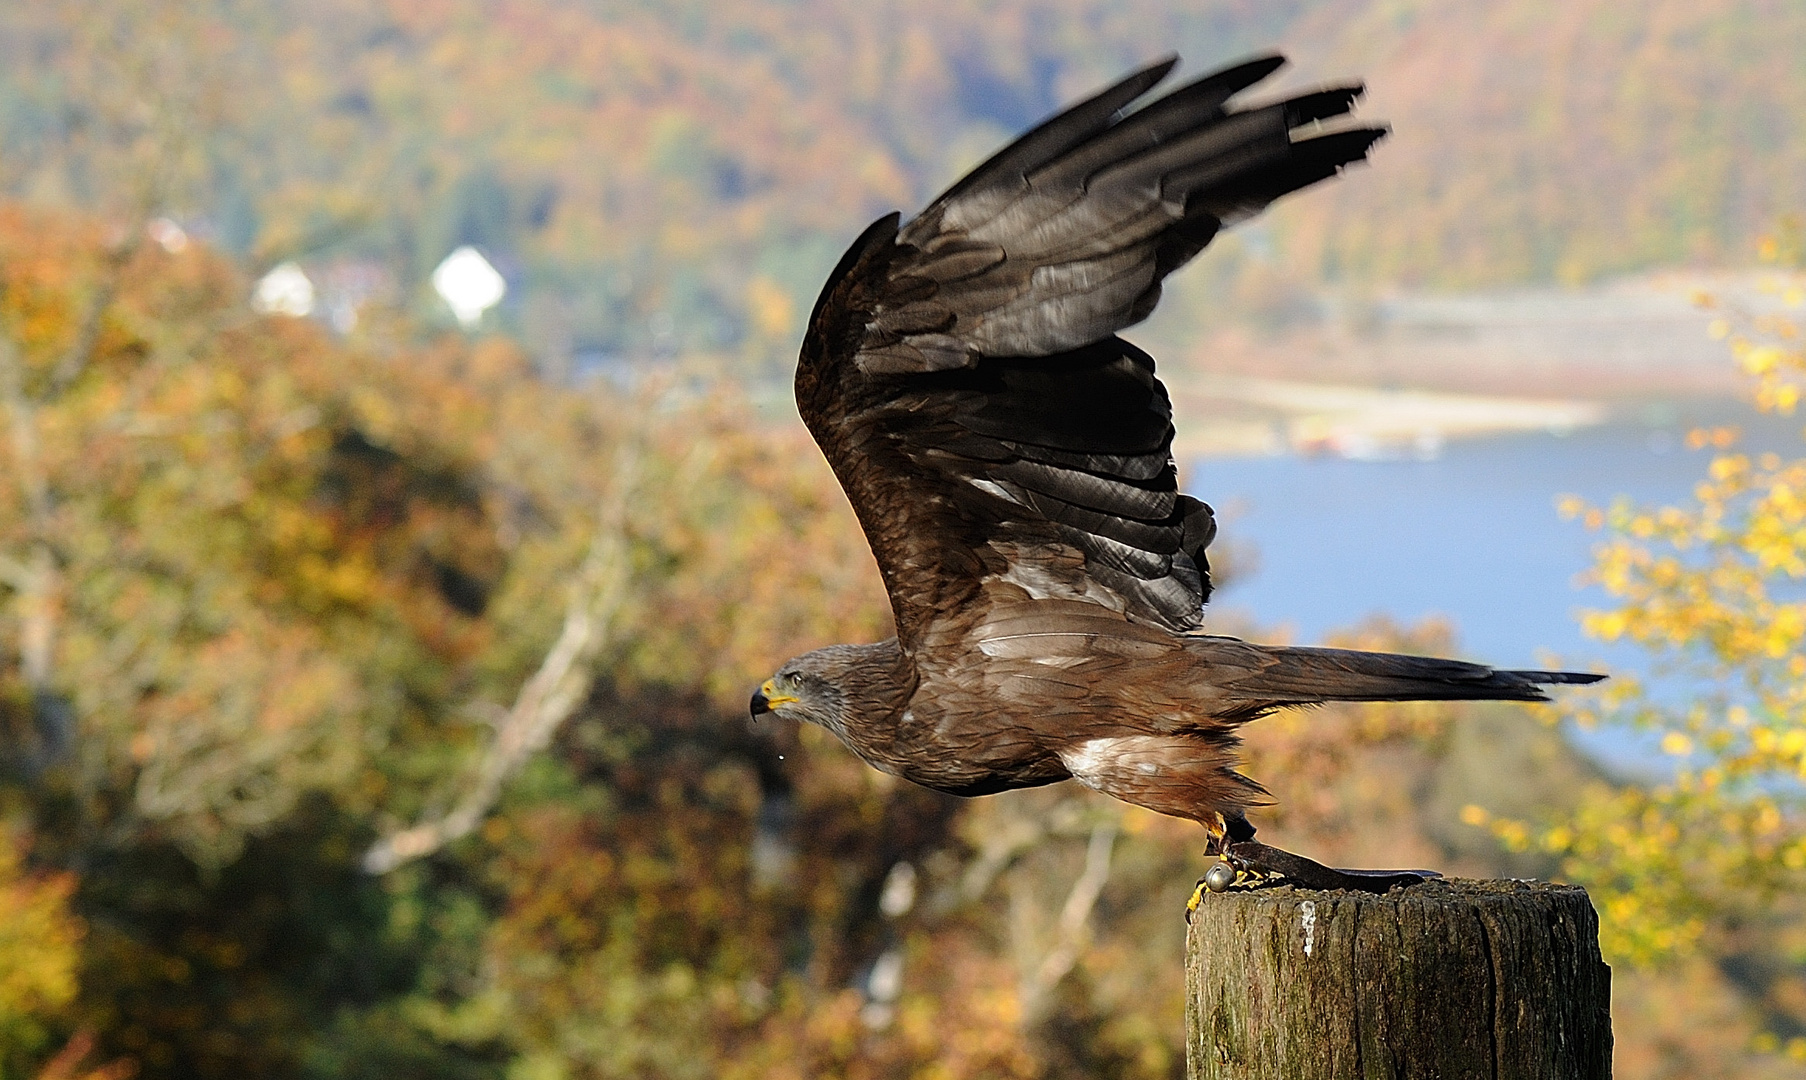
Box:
xmin=1201 ymin=642 xmax=1605 ymax=707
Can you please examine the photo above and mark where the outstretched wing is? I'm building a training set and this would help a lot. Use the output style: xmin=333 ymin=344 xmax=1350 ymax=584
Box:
xmin=797 ymin=55 xmax=1384 ymax=651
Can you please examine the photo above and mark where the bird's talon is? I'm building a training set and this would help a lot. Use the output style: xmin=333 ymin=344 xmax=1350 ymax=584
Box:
xmin=1186 ymin=879 xmax=1207 ymax=923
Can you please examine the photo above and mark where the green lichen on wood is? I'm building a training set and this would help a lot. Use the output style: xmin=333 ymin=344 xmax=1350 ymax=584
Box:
xmin=1186 ymin=879 xmax=1611 ymax=1079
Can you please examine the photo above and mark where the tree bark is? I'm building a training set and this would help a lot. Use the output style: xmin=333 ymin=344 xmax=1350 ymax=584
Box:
xmin=1186 ymin=878 xmax=1611 ymax=1080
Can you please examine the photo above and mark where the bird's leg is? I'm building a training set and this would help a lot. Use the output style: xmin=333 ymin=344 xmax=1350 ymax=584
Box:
xmin=1199 ymin=810 xmax=1255 ymax=857
xmin=1188 ymin=812 xmax=1438 ymax=916
xmin=1188 ymin=812 xmax=1260 ymax=920
xmin=1224 ymin=810 xmax=1257 ymax=845
xmin=1223 ymin=840 xmax=1440 ymax=893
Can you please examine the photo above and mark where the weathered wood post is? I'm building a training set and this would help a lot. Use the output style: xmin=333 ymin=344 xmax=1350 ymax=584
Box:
xmin=1185 ymin=879 xmax=1611 ymax=1079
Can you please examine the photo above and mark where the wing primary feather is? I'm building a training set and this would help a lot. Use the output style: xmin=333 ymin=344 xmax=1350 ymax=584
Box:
xmin=1190 ymin=127 xmax=1387 ymax=219
xmin=1021 ymin=55 xmax=1287 ymax=191
xmin=1125 ymin=53 xmax=1287 ymax=117
xmin=918 ymin=56 xmax=1179 ymax=212
xmin=1281 ymin=85 xmax=1364 ymax=129
xmin=1086 ymin=107 xmax=1290 ymax=197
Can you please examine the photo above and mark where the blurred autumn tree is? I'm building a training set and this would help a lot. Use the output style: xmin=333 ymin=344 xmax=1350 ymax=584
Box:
xmin=0 ymin=196 xmax=1206 ymax=1080
xmin=0 ymin=829 xmax=83 ymax=1078
xmin=0 ymin=200 xmax=915 ymax=1077
xmin=1471 ymin=222 xmax=1806 ymax=1064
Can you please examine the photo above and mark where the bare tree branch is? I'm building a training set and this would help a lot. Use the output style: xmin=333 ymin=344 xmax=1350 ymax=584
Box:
xmin=0 ymin=326 xmax=50 ymax=523
xmin=362 ymin=442 xmax=642 ymax=873
xmin=1017 ymin=818 xmax=1117 ymax=1026
xmin=0 ymin=231 xmax=139 ymax=695
xmin=0 ymin=323 xmax=60 ymax=693
xmin=949 ymin=811 xmax=1048 ymax=909
xmin=930 ymin=793 xmax=1101 ymax=915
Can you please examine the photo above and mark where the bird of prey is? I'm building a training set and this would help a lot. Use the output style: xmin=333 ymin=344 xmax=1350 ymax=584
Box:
xmin=751 ymin=54 xmax=1603 ymax=888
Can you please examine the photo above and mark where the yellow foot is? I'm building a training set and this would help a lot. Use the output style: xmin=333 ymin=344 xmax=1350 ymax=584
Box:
xmin=1186 ymin=878 xmax=1206 ymax=922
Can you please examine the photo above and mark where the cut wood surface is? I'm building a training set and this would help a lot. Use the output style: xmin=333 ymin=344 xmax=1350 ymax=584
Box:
xmin=1185 ymin=878 xmax=1611 ymax=1080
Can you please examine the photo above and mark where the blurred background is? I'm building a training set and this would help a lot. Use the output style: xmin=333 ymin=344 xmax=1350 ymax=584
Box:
xmin=1 ymin=1 xmax=1805 ymax=1077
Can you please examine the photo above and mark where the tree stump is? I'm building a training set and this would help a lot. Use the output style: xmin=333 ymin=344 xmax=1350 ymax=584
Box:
xmin=1185 ymin=878 xmax=1611 ymax=1079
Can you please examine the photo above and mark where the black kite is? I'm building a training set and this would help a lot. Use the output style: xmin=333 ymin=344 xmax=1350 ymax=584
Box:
xmin=751 ymin=54 xmax=1603 ymax=882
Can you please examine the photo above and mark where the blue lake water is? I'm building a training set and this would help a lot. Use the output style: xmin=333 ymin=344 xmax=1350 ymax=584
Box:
xmin=1186 ymin=406 xmax=1797 ymax=773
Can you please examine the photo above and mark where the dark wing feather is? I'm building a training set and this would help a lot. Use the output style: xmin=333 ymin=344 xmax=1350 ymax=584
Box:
xmin=797 ymin=55 xmax=1384 ymax=649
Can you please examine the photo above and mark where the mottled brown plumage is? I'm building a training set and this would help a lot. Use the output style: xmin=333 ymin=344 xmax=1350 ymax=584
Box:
xmin=752 ymin=54 xmax=1603 ymax=841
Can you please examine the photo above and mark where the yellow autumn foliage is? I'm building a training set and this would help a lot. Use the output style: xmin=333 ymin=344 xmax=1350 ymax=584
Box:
xmin=1536 ymin=221 xmax=1806 ymax=967
xmin=0 ymin=829 xmax=81 ymax=1063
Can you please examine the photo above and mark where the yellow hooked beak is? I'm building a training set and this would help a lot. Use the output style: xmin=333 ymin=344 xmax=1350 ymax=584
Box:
xmin=750 ymin=679 xmax=799 ymax=717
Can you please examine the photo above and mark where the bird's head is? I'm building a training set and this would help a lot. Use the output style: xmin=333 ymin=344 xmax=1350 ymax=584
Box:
xmin=750 ymin=648 xmax=851 ymax=733
xmin=750 ymin=641 xmax=909 ymax=739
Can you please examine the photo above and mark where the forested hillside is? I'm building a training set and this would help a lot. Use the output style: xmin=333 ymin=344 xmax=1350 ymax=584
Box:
xmin=1284 ymin=0 xmax=1806 ymax=288
xmin=2 ymin=0 xmax=1800 ymax=374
